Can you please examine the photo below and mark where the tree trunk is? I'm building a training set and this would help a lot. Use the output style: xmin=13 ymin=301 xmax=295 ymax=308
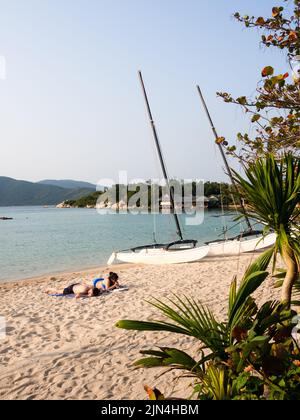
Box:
xmin=281 ymin=246 xmax=298 ymax=307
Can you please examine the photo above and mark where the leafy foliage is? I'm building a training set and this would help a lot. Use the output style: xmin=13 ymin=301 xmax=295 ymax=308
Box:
xmin=218 ymin=1 xmax=300 ymax=160
xmin=232 ymin=153 xmax=300 ymax=306
xmin=117 ymin=250 xmax=300 ymax=400
xmin=65 ymin=191 xmax=103 ymax=208
xmin=233 ymin=153 xmax=300 ymax=297
xmin=232 ymin=154 xmax=300 ymax=235
xmin=118 ymin=188 xmax=299 ymax=398
xmin=64 ymin=181 xmax=236 ymax=209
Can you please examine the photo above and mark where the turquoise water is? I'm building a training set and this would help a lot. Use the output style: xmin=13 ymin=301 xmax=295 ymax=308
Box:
xmin=0 ymin=206 xmax=246 ymax=282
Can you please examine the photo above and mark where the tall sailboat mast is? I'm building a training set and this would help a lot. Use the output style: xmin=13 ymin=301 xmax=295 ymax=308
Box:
xmin=138 ymin=71 xmax=184 ymax=241
xmin=196 ymin=85 xmax=253 ymax=232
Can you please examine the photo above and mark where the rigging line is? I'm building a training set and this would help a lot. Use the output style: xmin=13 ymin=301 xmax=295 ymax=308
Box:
xmin=219 ymin=182 xmax=228 ymax=240
xmin=139 ymin=71 xmax=183 ymax=241
xmin=147 ymin=105 xmax=176 ymax=245
xmin=236 ymin=246 xmax=242 ymax=280
xmin=213 ymin=132 xmax=235 ymax=239
xmin=150 ymin=132 xmax=162 ymax=244
xmin=229 ymin=183 xmax=242 ymax=232
xmin=235 ymin=201 xmax=243 ymax=276
xmin=217 ymin=219 xmax=240 ymax=238
xmin=217 ymin=219 xmax=261 ymax=238
xmin=153 ymin=214 xmax=157 ymax=244
xmin=196 ymin=85 xmax=253 ymax=232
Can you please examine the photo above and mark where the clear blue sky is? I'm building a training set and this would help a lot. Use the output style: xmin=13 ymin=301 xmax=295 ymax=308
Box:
xmin=0 ymin=0 xmax=288 ymax=184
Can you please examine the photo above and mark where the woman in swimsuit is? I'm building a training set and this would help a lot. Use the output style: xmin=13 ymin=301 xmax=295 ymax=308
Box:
xmin=45 ymin=283 xmax=101 ymax=299
xmin=93 ymin=272 xmax=120 ymax=292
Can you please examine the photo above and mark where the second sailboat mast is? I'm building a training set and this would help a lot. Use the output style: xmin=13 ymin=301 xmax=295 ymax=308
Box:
xmin=196 ymin=85 xmax=253 ymax=232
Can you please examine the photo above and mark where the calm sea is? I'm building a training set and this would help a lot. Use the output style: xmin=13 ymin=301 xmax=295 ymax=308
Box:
xmin=0 ymin=206 xmax=246 ymax=282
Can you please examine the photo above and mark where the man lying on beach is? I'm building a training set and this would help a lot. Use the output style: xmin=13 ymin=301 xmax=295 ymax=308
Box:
xmin=45 ymin=283 xmax=101 ymax=299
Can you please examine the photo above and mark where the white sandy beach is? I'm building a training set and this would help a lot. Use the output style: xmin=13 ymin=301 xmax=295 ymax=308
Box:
xmin=0 ymin=254 xmax=281 ymax=400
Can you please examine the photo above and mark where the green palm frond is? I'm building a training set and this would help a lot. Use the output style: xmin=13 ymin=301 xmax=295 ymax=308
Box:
xmin=150 ymin=295 xmax=229 ymax=349
xmin=228 ymin=276 xmax=237 ymax=316
xmin=228 ymin=248 xmax=274 ymax=330
xmin=134 ymin=347 xmax=202 ymax=375
xmin=243 ymin=247 xmax=274 ymax=279
xmin=227 ymin=249 xmax=272 ymax=325
xmin=117 ymin=295 xmax=230 ymax=359
xmin=232 ymin=153 xmax=300 ymax=238
xmin=273 ymin=268 xmax=288 ymax=280
xmin=115 ymin=319 xmax=194 ymax=335
xmin=232 ymin=153 xmax=300 ymax=307
xmin=199 ymin=364 xmax=234 ymax=400
xmin=117 ymin=254 xmax=276 ymax=361
xmin=251 ymin=300 xmax=294 ymax=336
xmin=228 ymin=271 xmax=268 ymax=326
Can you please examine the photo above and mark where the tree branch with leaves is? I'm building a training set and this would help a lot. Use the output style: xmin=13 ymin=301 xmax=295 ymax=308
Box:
xmin=217 ymin=1 xmax=300 ymax=161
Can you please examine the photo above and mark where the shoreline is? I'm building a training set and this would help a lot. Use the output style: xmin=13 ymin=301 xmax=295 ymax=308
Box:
xmin=0 ymin=262 xmax=139 ymax=289
xmin=0 ymin=249 xmax=267 ymax=288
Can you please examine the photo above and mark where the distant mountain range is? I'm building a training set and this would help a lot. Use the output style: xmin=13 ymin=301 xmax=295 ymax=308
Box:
xmin=38 ymin=179 xmax=96 ymax=190
xmin=0 ymin=177 xmax=98 ymax=206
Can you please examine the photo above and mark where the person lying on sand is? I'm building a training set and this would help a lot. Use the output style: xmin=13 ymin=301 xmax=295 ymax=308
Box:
xmin=45 ymin=283 xmax=101 ymax=299
xmin=92 ymin=272 xmax=120 ymax=292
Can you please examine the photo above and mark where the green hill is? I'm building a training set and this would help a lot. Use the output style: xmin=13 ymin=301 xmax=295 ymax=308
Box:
xmin=38 ymin=179 xmax=96 ymax=190
xmin=0 ymin=177 xmax=94 ymax=206
xmin=65 ymin=191 xmax=103 ymax=208
xmin=65 ymin=181 xmax=234 ymax=209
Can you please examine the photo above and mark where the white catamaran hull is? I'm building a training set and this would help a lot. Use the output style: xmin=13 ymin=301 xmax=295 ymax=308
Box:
xmin=109 ymin=245 xmax=210 ymax=265
xmin=108 ymin=233 xmax=277 ymax=265
xmin=207 ymin=233 xmax=276 ymax=257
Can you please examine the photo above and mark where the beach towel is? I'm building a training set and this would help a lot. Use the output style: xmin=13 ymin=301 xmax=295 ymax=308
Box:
xmin=112 ymin=286 xmax=129 ymax=292
xmin=49 ymin=286 xmax=129 ymax=298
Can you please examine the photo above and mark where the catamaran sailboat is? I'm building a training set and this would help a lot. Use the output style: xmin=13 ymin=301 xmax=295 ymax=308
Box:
xmin=107 ymin=72 xmax=210 ymax=265
xmin=107 ymin=74 xmax=276 ymax=266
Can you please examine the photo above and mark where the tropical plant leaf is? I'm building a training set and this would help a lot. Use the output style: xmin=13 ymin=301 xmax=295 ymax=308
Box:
xmin=232 ymin=154 xmax=300 ymax=306
xmin=200 ymin=364 xmax=233 ymax=400
xmin=251 ymin=114 xmax=261 ymax=123
xmin=228 ymin=277 xmax=237 ymax=316
xmin=116 ymin=320 xmax=191 ymax=335
xmin=273 ymin=269 xmax=287 ymax=280
xmin=144 ymin=385 xmax=165 ymax=400
xmin=135 ymin=357 xmax=166 ymax=368
xmin=117 ymin=295 xmax=230 ymax=360
xmin=241 ymin=336 xmax=270 ymax=359
xmin=227 ymin=249 xmax=274 ymax=332
xmin=228 ymin=271 xmax=269 ymax=328
xmin=232 ymin=154 xmax=300 ymax=238
xmin=243 ymin=247 xmax=274 ymax=279
xmin=262 ymin=66 xmax=274 ymax=77
xmin=135 ymin=347 xmax=201 ymax=373
xmin=148 ymin=295 xmax=230 ymax=357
